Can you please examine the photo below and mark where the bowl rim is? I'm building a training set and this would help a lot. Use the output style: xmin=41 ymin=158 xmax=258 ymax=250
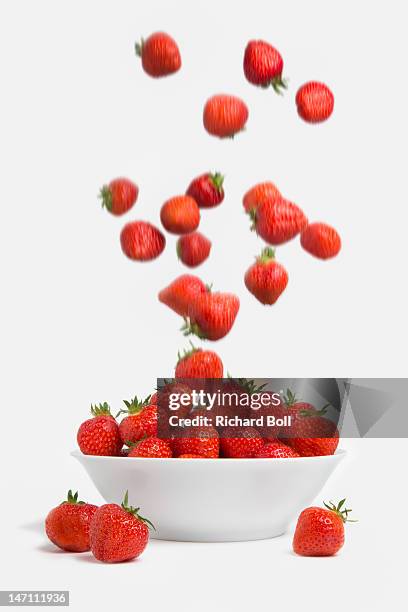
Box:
xmin=71 ymin=448 xmax=346 ymax=463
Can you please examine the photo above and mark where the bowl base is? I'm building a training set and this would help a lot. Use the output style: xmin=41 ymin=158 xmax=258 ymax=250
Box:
xmin=150 ymin=530 xmax=286 ymax=543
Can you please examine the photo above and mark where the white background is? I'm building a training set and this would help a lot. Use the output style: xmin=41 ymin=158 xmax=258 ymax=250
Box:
xmin=1 ymin=0 xmax=407 ymax=610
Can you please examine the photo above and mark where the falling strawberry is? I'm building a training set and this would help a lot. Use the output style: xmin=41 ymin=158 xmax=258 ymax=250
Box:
xmin=177 ymin=232 xmax=211 ymax=267
xmin=203 ymin=95 xmax=248 ymax=138
xmin=160 ymin=195 xmax=200 ymax=234
xmin=245 ymin=247 xmax=288 ymax=305
xmin=77 ymin=403 xmax=121 ymax=456
xmin=158 ymin=274 xmax=208 ymax=317
xmin=183 ymin=290 xmax=240 ymax=341
xmin=120 ymin=221 xmax=166 ymax=261
xmin=186 ymin=173 xmax=225 ymax=208
xmin=243 ymin=181 xmax=281 ymax=214
xmin=293 ymin=499 xmax=355 ymax=556
xmin=128 ymin=437 xmax=172 ymax=458
xmin=175 ymin=345 xmax=224 ymax=378
xmin=45 ymin=490 xmax=98 ymax=552
xmin=118 ymin=396 xmax=158 ymax=444
xmin=243 ymin=40 xmax=287 ymax=93
xmin=220 ymin=427 xmax=264 ymax=458
xmin=254 ymin=441 xmax=299 ymax=458
xmin=99 ymin=178 xmax=138 ymax=215
xmin=300 ymin=222 xmax=341 ymax=259
xmin=135 ymin=32 xmax=181 ymax=78
xmin=251 ymin=197 xmax=308 ymax=245
xmin=90 ymin=491 xmax=154 ymax=563
xmin=171 ymin=426 xmax=219 ymax=458
xmin=296 ymin=81 xmax=334 ymax=123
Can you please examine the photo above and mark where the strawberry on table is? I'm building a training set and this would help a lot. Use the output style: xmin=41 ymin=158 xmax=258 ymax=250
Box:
xmin=245 ymin=247 xmax=288 ymax=305
xmin=158 ymin=274 xmax=208 ymax=317
xmin=135 ymin=32 xmax=181 ymax=77
xmin=120 ymin=221 xmax=166 ymax=261
xmin=177 ymin=232 xmax=211 ymax=267
xmin=90 ymin=491 xmax=154 ymax=563
xmin=293 ymin=499 xmax=355 ymax=556
xmin=243 ymin=181 xmax=281 ymax=214
xmin=296 ymin=81 xmax=334 ymax=123
xmin=300 ymin=222 xmax=341 ymax=259
xmin=77 ymin=403 xmax=121 ymax=456
xmin=243 ymin=40 xmax=287 ymax=94
xmin=118 ymin=396 xmax=157 ymax=445
xmin=160 ymin=195 xmax=200 ymax=234
xmin=186 ymin=172 xmax=225 ymax=208
xmin=251 ymin=196 xmax=308 ymax=245
xmin=45 ymin=490 xmax=98 ymax=552
xmin=99 ymin=178 xmax=138 ymax=215
xmin=128 ymin=437 xmax=172 ymax=458
xmin=175 ymin=345 xmax=224 ymax=378
xmin=203 ymin=95 xmax=248 ymax=138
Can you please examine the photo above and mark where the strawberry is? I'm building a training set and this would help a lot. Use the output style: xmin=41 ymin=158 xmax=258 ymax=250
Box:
xmin=171 ymin=426 xmax=219 ymax=458
xmin=220 ymin=427 xmax=264 ymax=458
xmin=77 ymin=403 xmax=121 ymax=456
xmin=243 ymin=181 xmax=281 ymax=214
xmin=186 ymin=173 xmax=225 ymax=208
xmin=120 ymin=221 xmax=165 ymax=261
xmin=293 ymin=499 xmax=355 ymax=556
xmin=45 ymin=490 xmax=98 ymax=552
xmin=203 ymin=95 xmax=248 ymax=138
xmin=178 ymin=453 xmax=206 ymax=458
xmin=254 ymin=441 xmax=299 ymax=458
xmin=160 ymin=195 xmax=200 ymax=234
xmin=118 ymin=396 xmax=158 ymax=444
xmin=300 ymin=222 xmax=341 ymax=259
xmin=135 ymin=32 xmax=181 ymax=78
xmin=128 ymin=437 xmax=172 ymax=458
xmin=158 ymin=274 xmax=208 ymax=317
xmin=90 ymin=491 xmax=154 ymax=563
xmin=177 ymin=232 xmax=211 ymax=267
xmin=285 ymin=408 xmax=339 ymax=457
xmin=175 ymin=346 xmax=224 ymax=378
xmin=245 ymin=247 xmax=288 ymax=305
xmin=296 ymin=81 xmax=334 ymax=123
xmin=156 ymin=380 xmax=193 ymax=419
xmin=243 ymin=40 xmax=287 ymax=93
xmin=183 ymin=291 xmax=240 ymax=341
xmin=251 ymin=197 xmax=308 ymax=245
xmin=99 ymin=178 xmax=138 ymax=215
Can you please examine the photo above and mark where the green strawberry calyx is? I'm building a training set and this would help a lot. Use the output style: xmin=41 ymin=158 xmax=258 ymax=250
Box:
xmin=62 ymin=490 xmax=85 ymax=506
xmin=99 ymin=185 xmax=113 ymax=211
xmin=323 ymin=499 xmax=357 ymax=523
xmin=91 ymin=402 xmax=113 ymax=418
xmin=282 ymin=389 xmax=298 ymax=407
xmin=116 ymin=395 xmax=152 ymax=418
xmin=134 ymin=39 xmax=145 ymax=57
xmin=226 ymin=375 xmax=268 ymax=395
xmin=249 ymin=208 xmax=257 ymax=229
xmin=210 ymin=172 xmax=224 ymax=192
xmin=266 ymin=75 xmax=288 ymax=95
xmin=121 ymin=490 xmax=155 ymax=530
xmin=181 ymin=317 xmax=207 ymax=340
xmin=257 ymin=247 xmax=276 ymax=264
xmin=177 ymin=342 xmax=201 ymax=364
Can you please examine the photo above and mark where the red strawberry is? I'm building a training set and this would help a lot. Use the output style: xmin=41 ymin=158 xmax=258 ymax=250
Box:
xmin=186 ymin=173 xmax=225 ymax=208
xmin=300 ymin=222 xmax=341 ymax=259
xmin=171 ymin=426 xmax=219 ymax=458
xmin=177 ymin=232 xmax=211 ymax=267
xmin=251 ymin=197 xmax=308 ymax=245
xmin=296 ymin=82 xmax=334 ymax=123
xmin=243 ymin=40 xmax=287 ymax=93
xmin=203 ymin=95 xmax=248 ymax=138
xmin=90 ymin=491 xmax=154 ymax=563
xmin=178 ymin=453 xmax=206 ymax=458
xmin=175 ymin=346 xmax=224 ymax=378
xmin=285 ymin=409 xmax=339 ymax=457
xmin=254 ymin=441 xmax=299 ymax=458
xmin=45 ymin=490 xmax=98 ymax=552
xmin=135 ymin=32 xmax=181 ymax=78
xmin=128 ymin=437 xmax=172 ymax=458
xmin=99 ymin=178 xmax=138 ymax=215
xmin=183 ymin=291 xmax=240 ymax=341
xmin=220 ymin=427 xmax=264 ymax=458
xmin=243 ymin=181 xmax=281 ymax=214
xmin=118 ymin=397 xmax=157 ymax=444
xmin=245 ymin=247 xmax=288 ymax=305
xmin=77 ymin=403 xmax=121 ymax=456
xmin=293 ymin=499 xmax=355 ymax=556
xmin=120 ymin=221 xmax=165 ymax=261
xmin=158 ymin=274 xmax=208 ymax=317
xmin=160 ymin=195 xmax=200 ymax=234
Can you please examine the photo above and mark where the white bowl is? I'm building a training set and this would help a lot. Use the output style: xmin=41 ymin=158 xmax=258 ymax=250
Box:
xmin=72 ymin=450 xmax=346 ymax=542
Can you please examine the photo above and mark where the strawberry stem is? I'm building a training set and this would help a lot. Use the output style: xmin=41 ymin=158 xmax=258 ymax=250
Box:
xmin=135 ymin=39 xmax=144 ymax=57
xmin=99 ymin=186 xmax=112 ymax=211
xmin=91 ymin=402 xmax=113 ymax=418
xmin=116 ymin=395 xmax=152 ymax=418
xmin=63 ymin=490 xmax=85 ymax=506
xmin=210 ymin=172 xmax=224 ymax=191
xmin=323 ymin=499 xmax=357 ymax=523
xmin=121 ymin=490 xmax=156 ymax=530
xmin=181 ymin=317 xmax=207 ymax=340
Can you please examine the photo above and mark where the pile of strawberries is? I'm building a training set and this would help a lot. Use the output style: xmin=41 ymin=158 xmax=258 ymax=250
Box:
xmin=100 ymin=32 xmax=341 ymax=347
